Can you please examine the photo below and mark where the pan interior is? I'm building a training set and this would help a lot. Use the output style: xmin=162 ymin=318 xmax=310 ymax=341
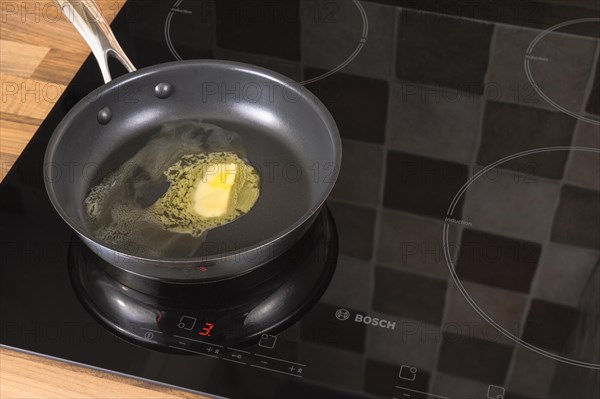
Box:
xmin=87 ymin=120 xmax=312 ymax=257
xmin=45 ymin=61 xmax=339 ymax=261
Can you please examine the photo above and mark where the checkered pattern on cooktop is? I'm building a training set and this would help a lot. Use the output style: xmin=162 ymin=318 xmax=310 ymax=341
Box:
xmin=156 ymin=1 xmax=600 ymax=397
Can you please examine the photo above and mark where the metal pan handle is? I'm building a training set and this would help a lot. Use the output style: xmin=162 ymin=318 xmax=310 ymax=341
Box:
xmin=54 ymin=0 xmax=136 ymax=83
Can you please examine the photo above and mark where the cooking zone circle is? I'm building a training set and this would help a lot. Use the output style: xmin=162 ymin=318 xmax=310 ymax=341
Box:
xmin=164 ymin=0 xmax=369 ymax=85
xmin=524 ymin=18 xmax=600 ymax=126
xmin=443 ymin=147 xmax=600 ymax=369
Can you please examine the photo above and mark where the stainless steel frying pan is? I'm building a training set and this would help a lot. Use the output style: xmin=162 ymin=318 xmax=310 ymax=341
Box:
xmin=44 ymin=0 xmax=341 ymax=283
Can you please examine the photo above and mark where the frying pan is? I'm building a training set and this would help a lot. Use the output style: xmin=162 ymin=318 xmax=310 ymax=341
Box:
xmin=44 ymin=0 xmax=340 ymax=283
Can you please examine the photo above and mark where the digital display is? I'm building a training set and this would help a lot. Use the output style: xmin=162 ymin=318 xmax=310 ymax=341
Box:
xmin=198 ymin=322 xmax=214 ymax=336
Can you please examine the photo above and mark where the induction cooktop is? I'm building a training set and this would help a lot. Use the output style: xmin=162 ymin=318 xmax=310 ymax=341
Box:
xmin=2 ymin=1 xmax=600 ymax=398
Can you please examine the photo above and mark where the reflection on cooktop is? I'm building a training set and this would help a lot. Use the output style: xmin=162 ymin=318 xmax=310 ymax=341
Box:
xmin=69 ymin=208 xmax=338 ymax=350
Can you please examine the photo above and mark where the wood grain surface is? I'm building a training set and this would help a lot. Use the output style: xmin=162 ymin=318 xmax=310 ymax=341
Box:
xmin=0 ymin=1 xmax=206 ymax=397
xmin=0 ymin=0 xmax=123 ymax=181
xmin=0 ymin=348 xmax=204 ymax=399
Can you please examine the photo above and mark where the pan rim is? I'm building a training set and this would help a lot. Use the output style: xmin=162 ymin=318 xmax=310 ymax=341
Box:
xmin=44 ymin=59 xmax=341 ymax=265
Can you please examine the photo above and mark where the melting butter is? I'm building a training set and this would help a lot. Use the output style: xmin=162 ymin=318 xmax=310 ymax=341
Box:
xmin=151 ymin=152 xmax=260 ymax=236
xmin=193 ymin=162 xmax=237 ymax=217
xmin=82 ymin=121 xmax=260 ymax=257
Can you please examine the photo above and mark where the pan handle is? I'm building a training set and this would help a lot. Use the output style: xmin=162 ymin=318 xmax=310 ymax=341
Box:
xmin=54 ymin=0 xmax=136 ymax=83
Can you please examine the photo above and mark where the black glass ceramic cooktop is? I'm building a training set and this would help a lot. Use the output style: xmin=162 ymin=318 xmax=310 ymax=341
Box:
xmin=2 ymin=1 xmax=600 ymax=398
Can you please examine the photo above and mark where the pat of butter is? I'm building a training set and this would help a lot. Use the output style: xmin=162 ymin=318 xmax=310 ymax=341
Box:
xmin=193 ymin=163 xmax=238 ymax=217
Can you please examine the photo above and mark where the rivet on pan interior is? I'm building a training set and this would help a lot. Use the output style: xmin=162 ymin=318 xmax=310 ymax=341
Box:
xmin=97 ymin=107 xmax=112 ymax=125
xmin=154 ymin=83 xmax=173 ymax=99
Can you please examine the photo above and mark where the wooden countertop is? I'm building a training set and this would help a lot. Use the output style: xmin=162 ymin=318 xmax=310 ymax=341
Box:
xmin=0 ymin=349 xmax=203 ymax=399
xmin=1 ymin=0 xmax=113 ymax=181
xmin=0 ymin=1 xmax=206 ymax=397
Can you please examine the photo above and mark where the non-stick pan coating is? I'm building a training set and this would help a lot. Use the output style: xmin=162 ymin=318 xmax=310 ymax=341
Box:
xmin=44 ymin=60 xmax=340 ymax=282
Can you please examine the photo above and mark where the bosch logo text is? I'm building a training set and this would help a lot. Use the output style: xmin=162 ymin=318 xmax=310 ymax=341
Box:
xmin=355 ymin=314 xmax=396 ymax=330
xmin=336 ymin=309 xmax=395 ymax=330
